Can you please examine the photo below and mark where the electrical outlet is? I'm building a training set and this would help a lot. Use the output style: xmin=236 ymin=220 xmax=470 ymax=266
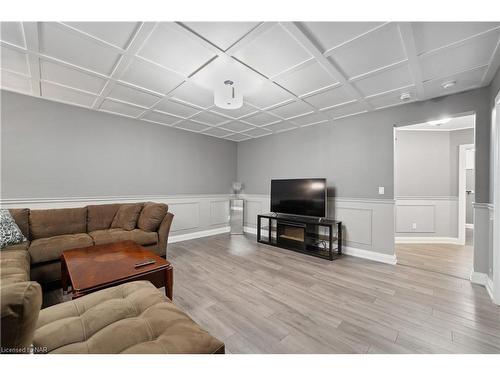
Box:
xmin=412 ymin=223 xmax=417 ymax=230
xmin=378 ymin=186 xmax=385 ymax=195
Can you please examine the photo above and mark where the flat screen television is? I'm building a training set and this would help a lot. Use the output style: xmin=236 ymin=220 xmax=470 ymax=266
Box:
xmin=271 ymin=178 xmax=327 ymax=218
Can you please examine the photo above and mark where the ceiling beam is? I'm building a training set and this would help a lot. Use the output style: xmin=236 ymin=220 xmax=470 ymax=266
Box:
xmin=281 ymin=22 xmax=373 ymax=111
xmin=398 ymin=22 xmax=425 ymax=100
xmin=92 ymin=22 xmax=157 ymax=109
xmin=482 ymin=36 xmax=500 ymax=85
xmin=22 ymin=22 xmax=41 ymax=96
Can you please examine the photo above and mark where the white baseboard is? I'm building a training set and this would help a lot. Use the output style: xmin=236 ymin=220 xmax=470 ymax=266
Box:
xmin=168 ymin=226 xmax=230 ymax=244
xmin=465 ymin=223 xmax=474 ymax=229
xmin=395 ymin=236 xmax=462 ymax=245
xmin=343 ymin=246 xmax=397 ymax=265
xmin=470 ymin=271 xmax=497 ymax=305
xmin=243 ymin=226 xmax=396 ymax=265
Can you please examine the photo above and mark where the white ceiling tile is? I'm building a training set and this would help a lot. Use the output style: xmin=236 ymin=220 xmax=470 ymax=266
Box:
xmin=353 ymin=64 xmax=414 ymax=97
xmin=303 ymin=86 xmax=355 ymax=109
xmin=245 ymin=79 xmax=294 ymax=109
xmin=275 ymin=60 xmax=338 ymax=96
xmin=154 ymin=99 xmax=200 ymax=118
xmin=300 ymin=22 xmax=385 ymax=53
xmin=423 ymin=66 xmax=487 ymax=99
xmin=0 ymin=22 xmax=26 ymax=48
xmin=182 ymin=22 xmax=259 ymax=51
xmin=290 ymin=112 xmax=329 ymax=127
xmin=0 ymin=46 xmax=29 ymax=75
xmin=210 ymin=102 xmax=258 ymax=118
xmin=138 ymin=23 xmax=215 ymax=75
xmin=269 ymin=100 xmax=314 ymax=119
xmin=99 ymin=99 xmax=144 ymax=117
xmin=170 ymin=81 xmax=214 ymax=109
xmin=41 ymin=82 xmax=96 ymax=107
xmin=413 ymin=22 xmax=500 ymax=54
xmin=143 ymin=110 xmax=181 ymax=125
xmin=243 ymin=127 xmax=273 ymax=137
xmin=233 ymin=23 xmax=311 ymax=77
xmin=190 ymin=111 xmax=228 ymax=126
xmin=241 ymin=112 xmax=281 ymax=126
xmin=202 ymin=127 xmax=234 ymax=138
xmin=219 ymin=121 xmax=254 ymax=132
xmin=108 ymin=84 xmax=160 ymax=107
xmin=40 ymin=59 xmax=106 ymax=94
xmin=0 ymin=70 xmax=32 ymax=94
xmin=367 ymin=86 xmax=417 ymax=109
xmin=176 ymin=120 xmax=210 ymax=132
xmin=63 ymin=22 xmax=139 ymax=49
xmin=264 ymin=121 xmax=297 ymax=133
xmin=39 ymin=22 xmax=121 ymax=75
xmin=224 ymin=133 xmax=250 ymax=141
xmin=120 ymin=58 xmax=184 ymax=94
xmin=420 ymin=30 xmax=500 ymax=81
xmin=328 ymin=23 xmax=406 ymax=78
xmin=322 ymin=101 xmax=366 ymax=119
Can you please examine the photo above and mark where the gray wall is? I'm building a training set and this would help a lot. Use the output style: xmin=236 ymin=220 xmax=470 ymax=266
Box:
xmin=1 ymin=90 xmax=237 ymax=198
xmin=238 ymin=87 xmax=491 ymax=202
xmin=394 ymin=128 xmax=473 ymax=197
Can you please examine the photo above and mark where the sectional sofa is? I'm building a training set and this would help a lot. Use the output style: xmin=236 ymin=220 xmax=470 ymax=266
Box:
xmin=0 ymin=203 xmax=224 ymax=354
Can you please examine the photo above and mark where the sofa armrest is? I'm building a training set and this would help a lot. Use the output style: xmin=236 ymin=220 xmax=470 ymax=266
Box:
xmin=157 ymin=212 xmax=174 ymax=257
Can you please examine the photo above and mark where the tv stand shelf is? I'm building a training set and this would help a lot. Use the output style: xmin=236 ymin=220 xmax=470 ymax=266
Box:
xmin=257 ymin=213 xmax=342 ymax=261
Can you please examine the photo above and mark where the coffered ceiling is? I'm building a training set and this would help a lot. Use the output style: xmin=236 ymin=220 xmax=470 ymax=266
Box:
xmin=1 ymin=22 xmax=499 ymax=142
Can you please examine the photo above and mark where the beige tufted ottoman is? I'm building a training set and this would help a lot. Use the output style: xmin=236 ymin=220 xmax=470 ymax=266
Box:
xmin=33 ymin=281 xmax=224 ymax=354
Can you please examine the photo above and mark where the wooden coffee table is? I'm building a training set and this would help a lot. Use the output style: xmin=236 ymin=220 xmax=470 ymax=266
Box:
xmin=60 ymin=240 xmax=173 ymax=300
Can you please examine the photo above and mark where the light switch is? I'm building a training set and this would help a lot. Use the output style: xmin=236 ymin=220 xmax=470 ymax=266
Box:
xmin=412 ymin=223 xmax=417 ymax=230
xmin=378 ymin=186 xmax=385 ymax=195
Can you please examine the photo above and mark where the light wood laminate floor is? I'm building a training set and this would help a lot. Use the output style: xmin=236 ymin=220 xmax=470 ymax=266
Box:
xmin=395 ymin=229 xmax=474 ymax=279
xmin=45 ymin=233 xmax=499 ymax=354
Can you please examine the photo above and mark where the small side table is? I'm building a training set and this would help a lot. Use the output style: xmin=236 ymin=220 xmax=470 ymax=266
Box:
xmin=230 ymin=199 xmax=244 ymax=234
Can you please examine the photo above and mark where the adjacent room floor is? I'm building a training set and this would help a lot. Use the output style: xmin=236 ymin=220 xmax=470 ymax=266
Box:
xmin=44 ymin=232 xmax=500 ymax=354
xmin=395 ymin=229 xmax=474 ymax=279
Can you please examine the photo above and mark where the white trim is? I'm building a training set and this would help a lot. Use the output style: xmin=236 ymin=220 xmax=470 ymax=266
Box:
xmin=470 ymin=272 xmax=496 ymax=304
xmin=458 ymin=143 xmax=475 ymax=246
xmin=395 ymin=196 xmax=458 ymax=201
xmin=343 ymin=246 xmax=397 ymax=265
xmin=239 ymin=194 xmax=395 ymax=205
xmin=168 ymin=226 xmax=230 ymax=244
xmin=492 ymin=89 xmax=500 ymax=305
xmin=395 ymin=236 xmax=461 ymax=245
xmin=465 ymin=223 xmax=474 ymax=229
xmin=243 ymin=226 xmax=396 ymax=265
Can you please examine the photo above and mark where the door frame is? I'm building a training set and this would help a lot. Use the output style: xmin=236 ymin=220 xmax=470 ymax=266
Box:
xmin=458 ymin=144 xmax=475 ymax=245
xmin=492 ymin=90 xmax=500 ymax=304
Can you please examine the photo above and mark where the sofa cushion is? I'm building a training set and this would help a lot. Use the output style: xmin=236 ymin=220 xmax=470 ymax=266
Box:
xmin=137 ymin=202 xmax=168 ymax=232
xmin=33 ymin=281 xmax=224 ymax=354
xmin=1 ymin=281 xmax=42 ymax=352
xmin=87 ymin=204 xmax=121 ymax=232
xmin=9 ymin=208 xmax=30 ymax=240
xmin=111 ymin=204 xmax=143 ymax=231
xmin=0 ymin=249 xmax=30 ymax=285
xmin=30 ymin=207 xmax=87 ymax=239
xmin=29 ymin=233 xmax=93 ymax=264
xmin=89 ymin=229 xmax=157 ymax=247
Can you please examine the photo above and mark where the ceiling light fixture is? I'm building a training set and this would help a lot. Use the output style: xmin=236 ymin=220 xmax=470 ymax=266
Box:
xmin=442 ymin=80 xmax=456 ymax=89
xmin=400 ymin=92 xmax=412 ymax=102
xmin=214 ymin=79 xmax=243 ymax=109
xmin=427 ymin=118 xmax=451 ymax=126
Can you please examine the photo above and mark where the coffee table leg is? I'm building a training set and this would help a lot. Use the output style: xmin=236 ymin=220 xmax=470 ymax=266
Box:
xmin=165 ymin=266 xmax=173 ymax=300
xmin=61 ymin=256 xmax=69 ymax=294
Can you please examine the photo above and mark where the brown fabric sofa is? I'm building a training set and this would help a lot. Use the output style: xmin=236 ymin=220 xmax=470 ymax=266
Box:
xmin=0 ymin=202 xmax=224 ymax=354
xmin=4 ymin=203 xmax=174 ymax=284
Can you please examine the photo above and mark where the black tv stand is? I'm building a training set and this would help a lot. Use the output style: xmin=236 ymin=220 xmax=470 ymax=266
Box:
xmin=257 ymin=213 xmax=342 ymax=261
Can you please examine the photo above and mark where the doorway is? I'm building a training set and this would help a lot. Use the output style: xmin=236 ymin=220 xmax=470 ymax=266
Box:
xmin=394 ymin=114 xmax=476 ymax=279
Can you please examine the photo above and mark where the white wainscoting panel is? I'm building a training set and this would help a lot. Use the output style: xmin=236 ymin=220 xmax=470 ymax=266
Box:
xmin=335 ymin=207 xmax=372 ymax=246
xmin=210 ymin=200 xmax=230 ymax=226
xmin=169 ymin=202 xmax=200 ymax=231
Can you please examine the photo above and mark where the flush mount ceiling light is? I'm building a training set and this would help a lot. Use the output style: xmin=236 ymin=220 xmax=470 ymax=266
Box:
xmin=427 ymin=118 xmax=451 ymax=126
xmin=442 ymin=80 xmax=457 ymax=89
xmin=400 ymin=92 xmax=412 ymax=101
xmin=214 ymin=79 xmax=243 ymax=109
